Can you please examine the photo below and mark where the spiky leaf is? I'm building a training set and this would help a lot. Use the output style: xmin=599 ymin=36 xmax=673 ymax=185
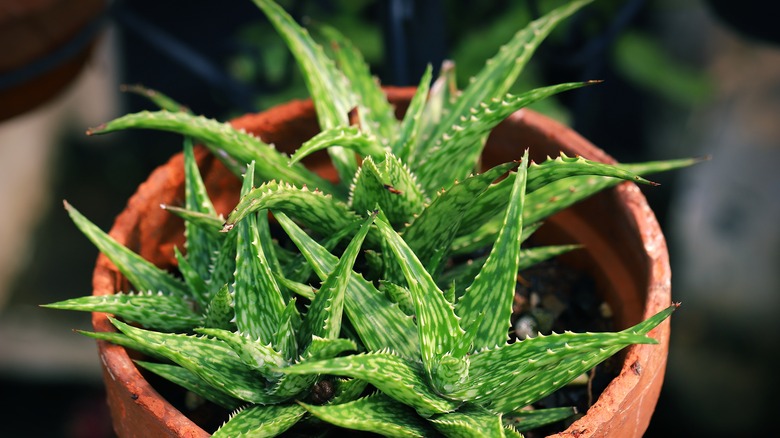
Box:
xmin=275 ymin=212 xmax=419 ymax=358
xmin=251 ymin=0 xmax=358 ymax=182
xmin=223 ymin=181 xmax=362 ymax=238
xmin=87 ymin=110 xmax=337 ymax=193
xmin=393 ymin=64 xmax=433 ymax=161
xmin=110 ymin=318 xmax=285 ymax=404
xmin=44 ymin=291 xmax=202 ymax=332
xmin=64 ymin=201 xmax=189 ymax=298
xmin=349 ymin=154 xmax=427 ymax=227
xmin=429 ymin=404 xmax=506 ymax=438
xmin=455 ymin=151 xmax=529 ymax=351
xmin=416 ymin=82 xmax=594 ymax=192
xmin=213 ymin=404 xmax=306 ymax=438
xmin=503 ymin=406 xmax=576 ymax=432
xmin=288 ymin=126 xmax=385 ymax=166
xmin=300 ymin=393 xmax=433 ymax=437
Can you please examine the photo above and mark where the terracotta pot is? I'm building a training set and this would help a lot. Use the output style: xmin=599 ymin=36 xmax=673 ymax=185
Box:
xmin=91 ymin=87 xmax=671 ymax=437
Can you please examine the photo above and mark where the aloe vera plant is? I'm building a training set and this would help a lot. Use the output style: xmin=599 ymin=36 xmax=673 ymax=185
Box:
xmin=45 ymin=0 xmax=695 ymax=436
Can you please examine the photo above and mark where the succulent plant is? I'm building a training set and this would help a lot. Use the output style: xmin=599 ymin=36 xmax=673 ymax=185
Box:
xmin=45 ymin=0 xmax=696 ymax=436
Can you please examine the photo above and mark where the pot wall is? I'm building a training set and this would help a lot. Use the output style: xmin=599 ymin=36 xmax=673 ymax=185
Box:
xmin=92 ymin=87 xmax=670 ymax=437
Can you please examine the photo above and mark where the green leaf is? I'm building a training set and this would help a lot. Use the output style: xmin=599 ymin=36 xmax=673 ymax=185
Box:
xmin=416 ymin=82 xmax=594 ymax=192
xmin=288 ymin=126 xmax=386 ymax=166
xmin=319 ymin=23 xmax=399 ymax=144
xmin=63 ymin=201 xmax=189 ymax=298
xmin=87 ymin=110 xmax=337 ymax=193
xmin=299 ymin=393 xmax=434 ymax=437
xmin=455 ymin=150 xmax=529 ymax=351
xmin=379 ymin=281 xmax=414 ymax=316
xmin=195 ymin=328 xmax=286 ymax=379
xmin=110 ymin=318 xmax=285 ymax=404
xmin=275 ymin=299 xmax=301 ymax=362
xmin=173 ymin=246 xmax=209 ymax=309
xmin=429 ymin=404 xmax=506 ymax=438
xmin=274 ymin=273 xmax=316 ymax=301
xmin=161 ymin=205 xmax=223 ymax=232
xmin=204 ymin=283 xmax=235 ymax=331
xmin=402 ymin=162 xmax=517 ymax=275
xmin=281 ymin=351 xmax=460 ymax=417
xmin=301 ymin=213 xmax=375 ymax=344
xmin=452 ymin=305 xmax=677 ymax=412
xmin=375 ymin=216 xmax=464 ymax=383
xmin=212 ymin=404 xmax=306 ymax=438
xmin=417 ymin=0 xmax=592 ymax=162
xmin=461 ymin=155 xmax=681 ymax=234
xmin=76 ymin=330 xmax=165 ymax=361
xmin=413 ymin=60 xmax=457 ymax=161
xmin=44 ymin=291 xmax=202 ymax=332
xmin=251 ymin=0 xmax=358 ymax=182
xmin=232 ymin=165 xmax=285 ymax=345
xmin=182 ymin=137 xmax=221 ymax=281
xmin=223 ymin=181 xmax=362 ymax=239
xmin=134 ymin=360 xmax=242 ymax=410
xmin=503 ymin=406 xmax=576 ymax=432
xmin=393 ymin=64 xmax=433 ymax=162
xmin=275 ymin=212 xmax=419 ymax=358
xmin=450 ymin=221 xmax=542 ymax=257
xmin=349 ymin=154 xmax=427 ymax=227
xmin=330 ymin=378 xmax=369 ymax=405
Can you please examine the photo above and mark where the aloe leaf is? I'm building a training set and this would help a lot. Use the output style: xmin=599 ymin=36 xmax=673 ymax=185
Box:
xmin=275 ymin=299 xmax=301 ymax=362
xmin=63 ymin=201 xmax=189 ymax=298
xmin=379 ymin=281 xmax=414 ymax=317
xmin=393 ymin=64 xmax=433 ymax=162
xmin=204 ymin=284 xmax=235 ymax=330
xmin=462 ymin=157 xmax=700 ymax=236
xmin=414 ymin=60 xmax=457 ymax=158
xmin=87 ymin=110 xmax=337 ymax=193
xmin=212 ymin=404 xmax=306 ymax=438
xmin=134 ymin=360 xmax=242 ymax=410
xmin=110 ymin=317 xmax=285 ymax=404
xmin=196 ymin=328 xmax=287 ymax=379
xmin=270 ymin=336 xmax=357 ymax=399
xmin=223 ymin=181 xmax=362 ymax=238
xmin=454 ymin=304 xmax=677 ymax=412
xmin=418 ymin=0 xmax=592 ymax=161
xmin=402 ymin=161 xmax=517 ymax=274
xmin=299 ymin=393 xmax=433 ymax=437
xmin=319 ymin=24 xmax=399 ymax=144
xmin=233 ymin=165 xmax=286 ymax=345
xmin=330 ymin=378 xmax=369 ymax=405
xmin=503 ymin=406 xmax=576 ymax=432
xmin=205 ymin=231 xmax=237 ymax=298
xmin=161 ymin=205 xmax=223 ymax=232
xmin=301 ymin=213 xmax=374 ymax=345
xmin=76 ymin=330 xmax=164 ymax=361
xmin=526 ymin=153 xmax=657 ymax=192
xmin=173 ymin=246 xmax=209 ymax=308
xmin=182 ymin=137 xmax=221 ymax=278
xmin=45 ymin=291 xmax=202 ymax=332
xmin=120 ymin=84 xmax=191 ymax=113
xmin=288 ymin=126 xmax=386 ymax=166
xmin=281 ymin=351 xmax=460 ymax=417
xmin=455 ymin=151 xmax=529 ymax=351
xmin=349 ymin=154 xmax=427 ymax=227
xmin=275 ymin=212 xmax=419 ymax=358
xmin=274 ymin=273 xmax=316 ymax=301
xmin=251 ymin=0 xmax=358 ymax=182
xmin=375 ymin=215 xmax=464 ymax=381
xmin=416 ymin=82 xmax=594 ymax=192
xmin=429 ymin=404 xmax=506 ymax=438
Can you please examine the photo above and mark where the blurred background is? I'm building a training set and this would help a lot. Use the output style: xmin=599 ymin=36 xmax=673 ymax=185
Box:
xmin=1 ymin=0 xmax=778 ymax=436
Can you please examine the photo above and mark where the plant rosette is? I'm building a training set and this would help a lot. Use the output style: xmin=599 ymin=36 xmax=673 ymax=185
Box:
xmin=45 ymin=1 xmax=698 ymax=437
